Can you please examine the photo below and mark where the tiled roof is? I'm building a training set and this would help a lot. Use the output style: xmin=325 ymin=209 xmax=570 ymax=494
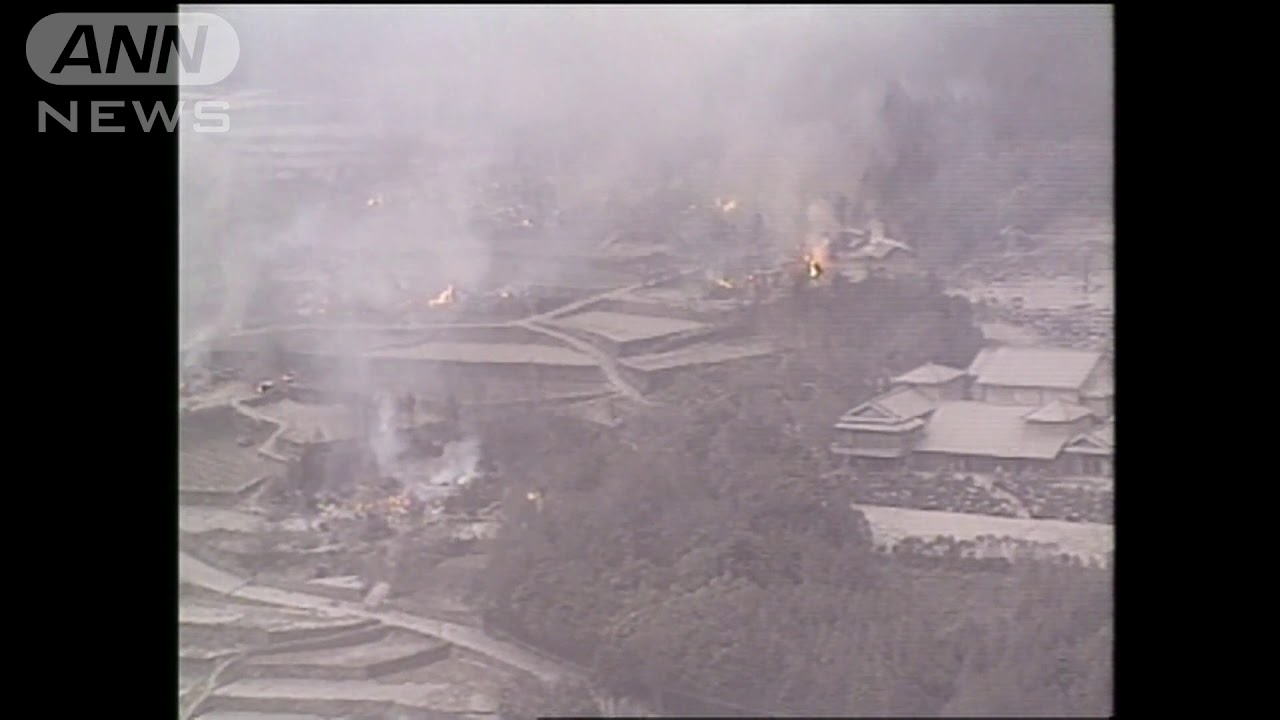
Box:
xmin=913 ymin=402 xmax=1078 ymax=460
xmin=1065 ymin=417 xmax=1114 ymax=455
xmin=835 ymin=387 xmax=937 ymax=432
xmin=834 ymin=417 xmax=926 ymax=434
xmin=967 ymin=346 xmax=1104 ymax=390
xmin=892 ymin=362 xmax=967 ymax=386
xmin=1024 ymin=400 xmax=1095 ymax=423
xmin=874 ymin=386 xmax=940 ymax=419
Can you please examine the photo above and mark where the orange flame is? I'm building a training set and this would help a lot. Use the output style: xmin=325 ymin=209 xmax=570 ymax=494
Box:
xmin=807 ymin=257 xmax=823 ymax=279
xmin=803 ymin=242 xmax=831 ymax=280
xmin=428 ymin=285 xmax=457 ymax=307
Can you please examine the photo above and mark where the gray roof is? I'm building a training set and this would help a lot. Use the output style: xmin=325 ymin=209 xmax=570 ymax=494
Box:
xmin=968 ymin=347 xmax=1000 ymax=376
xmin=835 ymin=416 xmax=926 ymax=434
xmin=913 ymin=402 xmax=1078 ymax=460
xmin=1024 ymin=400 xmax=1095 ymax=423
xmin=968 ymin=346 xmax=1103 ymax=390
xmin=892 ymin=362 xmax=967 ymax=386
xmin=1081 ymin=370 xmax=1114 ymax=398
xmin=873 ymin=386 xmax=939 ymax=419
xmin=835 ymin=387 xmax=937 ymax=432
xmin=366 ymin=341 xmax=598 ymax=367
xmin=1064 ymin=420 xmax=1114 ymax=455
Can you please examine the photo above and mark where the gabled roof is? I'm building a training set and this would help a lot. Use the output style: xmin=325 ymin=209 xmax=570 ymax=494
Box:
xmin=968 ymin=347 xmax=999 ymax=376
xmin=967 ymin=346 xmax=1104 ymax=390
xmin=835 ymin=416 xmax=926 ymax=434
xmin=875 ymin=386 xmax=939 ymax=419
xmin=1081 ymin=371 xmax=1114 ymax=398
xmin=892 ymin=362 xmax=967 ymax=386
xmin=1083 ymin=417 xmax=1113 ymax=447
xmin=1024 ymin=400 xmax=1095 ymax=423
xmin=1064 ymin=417 xmax=1113 ymax=455
xmin=1098 ymin=417 xmax=1114 ymax=444
xmin=1062 ymin=432 xmax=1113 ymax=456
xmin=835 ymin=387 xmax=938 ymax=432
xmin=913 ymin=402 xmax=1077 ymax=460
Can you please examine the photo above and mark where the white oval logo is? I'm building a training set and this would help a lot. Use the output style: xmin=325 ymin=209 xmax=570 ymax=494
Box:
xmin=28 ymin=13 xmax=240 ymax=86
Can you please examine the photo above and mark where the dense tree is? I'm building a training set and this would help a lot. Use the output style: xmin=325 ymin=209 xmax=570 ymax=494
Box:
xmin=479 ymin=386 xmax=1111 ymax=717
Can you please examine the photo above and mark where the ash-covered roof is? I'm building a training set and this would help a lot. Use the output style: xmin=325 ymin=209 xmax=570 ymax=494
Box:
xmin=836 ymin=387 xmax=938 ymax=432
xmin=365 ymin=341 xmax=598 ymax=367
xmin=620 ymin=340 xmax=774 ymax=372
xmin=967 ymin=346 xmax=1104 ymax=390
xmin=891 ymin=362 xmax=967 ymax=386
xmin=552 ymin=311 xmax=706 ymax=343
xmin=1081 ymin=371 xmax=1114 ymax=398
xmin=1065 ymin=418 xmax=1114 ymax=455
xmin=1024 ymin=400 xmax=1095 ymax=423
xmin=913 ymin=402 xmax=1078 ymax=460
xmin=873 ymin=386 xmax=940 ymax=420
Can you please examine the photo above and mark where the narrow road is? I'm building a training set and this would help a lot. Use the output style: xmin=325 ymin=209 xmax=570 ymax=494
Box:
xmin=178 ymin=550 xmax=573 ymax=685
xmin=227 ymin=398 xmax=292 ymax=463
xmin=517 ymin=320 xmax=653 ymax=405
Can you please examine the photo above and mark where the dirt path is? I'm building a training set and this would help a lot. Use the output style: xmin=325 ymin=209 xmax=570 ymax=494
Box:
xmin=228 ymin=397 xmax=292 ymax=462
xmin=517 ymin=319 xmax=653 ymax=404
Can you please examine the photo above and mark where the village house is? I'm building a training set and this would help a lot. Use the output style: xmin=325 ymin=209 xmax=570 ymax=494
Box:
xmin=831 ymin=348 xmax=1114 ymax=477
xmin=1060 ymin=416 xmax=1114 ymax=477
xmin=967 ymin=346 xmax=1113 ymax=416
xmin=831 ymin=385 xmax=938 ymax=470
xmin=244 ymin=390 xmax=450 ymax=498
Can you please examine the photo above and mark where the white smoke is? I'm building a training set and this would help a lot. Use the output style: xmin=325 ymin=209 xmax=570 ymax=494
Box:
xmin=805 ymin=199 xmax=840 ymax=247
xmin=180 ymin=325 xmax=215 ymax=374
xmin=407 ymin=437 xmax=482 ymax=502
xmin=434 ymin=437 xmax=482 ymax=486
xmin=368 ymin=394 xmax=405 ymax=476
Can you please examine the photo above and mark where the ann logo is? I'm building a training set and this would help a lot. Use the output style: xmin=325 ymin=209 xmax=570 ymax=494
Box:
xmin=27 ymin=13 xmax=238 ymax=86
xmin=51 ymin=24 xmax=207 ymax=75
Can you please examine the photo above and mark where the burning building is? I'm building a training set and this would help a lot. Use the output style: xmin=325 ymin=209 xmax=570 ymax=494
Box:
xmin=242 ymin=389 xmax=453 ymax=501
